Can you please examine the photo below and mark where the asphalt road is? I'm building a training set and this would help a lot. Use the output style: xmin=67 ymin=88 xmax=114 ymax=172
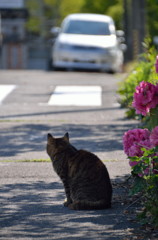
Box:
xmin=0 ymin=70 xmax=145 ymax=240
xmin=0 ymin=70 xmax=137 ymax=162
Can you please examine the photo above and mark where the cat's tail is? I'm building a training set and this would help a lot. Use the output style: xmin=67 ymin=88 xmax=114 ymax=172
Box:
xmin=68 ymin=200 xmax=111 ymax=210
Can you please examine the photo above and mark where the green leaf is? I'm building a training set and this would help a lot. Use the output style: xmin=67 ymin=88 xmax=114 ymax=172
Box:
xmin=129 ymin=177 xmax=146 ymax=195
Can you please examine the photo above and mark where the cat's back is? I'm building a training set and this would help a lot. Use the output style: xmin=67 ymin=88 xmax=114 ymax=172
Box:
xmin=69 ymin=149 xmax=112 ymax=204
xmin=68 ymin=149 xmax=108 ymax=177
xmin=72 ymin=149 xmax=105 ymax=166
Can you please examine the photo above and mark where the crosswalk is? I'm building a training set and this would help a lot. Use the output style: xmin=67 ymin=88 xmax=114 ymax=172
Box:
xmin=48 ymin=86 xmax=102 ymax=106
xmin=0 ymin=85 xmax=16 ymax=104
xmin=0 ymin=85 xmax=102 ymax=106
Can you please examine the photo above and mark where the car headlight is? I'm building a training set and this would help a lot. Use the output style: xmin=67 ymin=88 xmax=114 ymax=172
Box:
xmin=106 ymin=47 xmax=117 ymax=56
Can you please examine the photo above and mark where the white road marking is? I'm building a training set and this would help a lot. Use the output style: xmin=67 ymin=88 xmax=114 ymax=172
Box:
xmin=48 ymin=86 xmax=102 ymax=106
xmin=0 ymin=85 xmax=16 ymax=104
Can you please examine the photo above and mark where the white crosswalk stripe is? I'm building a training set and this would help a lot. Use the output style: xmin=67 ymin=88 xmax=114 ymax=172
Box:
xmin=0 ymin=85 xmax=102 ymax=106
xmin=0 ymin=85 xmax=16 ymax=104
xmin=48 ymin=86 xmax=102 ymax=106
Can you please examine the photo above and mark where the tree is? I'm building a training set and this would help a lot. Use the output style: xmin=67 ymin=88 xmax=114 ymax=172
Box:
xmin=26 ymin=0 xmax=158 ymax=40
xmin=26 ymin=0 xmax=60 ymax=36
xmin=25 ymin=0 xmax=41 ymax=34
xmin=25 ymin=0 xmax=84 ymax=36
xmin=106 ymin=0 xmax=123 ymax=29
xmin=59 ymin=0 xmax=84 ymax=22
xmin=81 ymin=0 xmax=118 ymax=14
xmin=81 ymin=0 xmax=123 ymax=29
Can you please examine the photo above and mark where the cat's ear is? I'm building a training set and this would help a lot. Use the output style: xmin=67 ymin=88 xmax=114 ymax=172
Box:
xmin=47 ymin=133 xmax=55 ymax=144
xmin=63 ymin=132 xmax=69 ymax=142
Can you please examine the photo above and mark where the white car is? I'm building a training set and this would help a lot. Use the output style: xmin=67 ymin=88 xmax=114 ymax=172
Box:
xmin=51 ymin=13 xmax=124 ymax=73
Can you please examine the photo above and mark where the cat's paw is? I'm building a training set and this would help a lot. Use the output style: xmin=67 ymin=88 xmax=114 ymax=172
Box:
xmin=64 ymin=201 xmax=69 ymax=207
xmin=64 ymin=198 xmax=72 ymax=207
xmin=68 ymin=202 xmax=80 ymax=210
xmin=68 ymin=203 xmax=76 ymax=210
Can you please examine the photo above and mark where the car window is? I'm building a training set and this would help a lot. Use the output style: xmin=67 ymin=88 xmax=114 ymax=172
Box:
xmin=62 ymin=20 xmax=111 ymax=35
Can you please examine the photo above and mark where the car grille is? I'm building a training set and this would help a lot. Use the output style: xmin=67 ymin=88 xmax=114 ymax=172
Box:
xmin=73 ymin=59 xmax=96 ymax=63
xmin=71 ymin=45 xmax=102 ymax=51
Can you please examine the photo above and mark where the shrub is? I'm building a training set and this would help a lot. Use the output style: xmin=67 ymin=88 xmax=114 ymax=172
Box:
xmin=123 ymin=78 xmax=158 ymax=228
xmin=118 ymin=39 xmax=158 ymax=121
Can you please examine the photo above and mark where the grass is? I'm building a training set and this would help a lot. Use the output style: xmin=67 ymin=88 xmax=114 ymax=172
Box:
xmin=0 ymin=119 xmax=67 ymax=123
xmin=0 ymin=158 xmax=51 ymax=163
xmin=0 ymin=158 xmax=117 ymax=163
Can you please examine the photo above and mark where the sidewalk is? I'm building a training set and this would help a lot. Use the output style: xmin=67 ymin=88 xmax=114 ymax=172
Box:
xmin=0 ymin=70 xmax=156 ymax=239
xmin=0 ymin=161 xmax=138 ymax=240
xmin=0 ymin=116 xmax=144 ymax=240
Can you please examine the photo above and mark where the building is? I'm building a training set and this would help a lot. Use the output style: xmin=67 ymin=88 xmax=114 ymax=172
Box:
xmin=0 ymin=0 xmax=28 ymax=69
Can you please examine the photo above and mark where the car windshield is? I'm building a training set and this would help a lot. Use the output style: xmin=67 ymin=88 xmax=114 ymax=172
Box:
xmin=62 ymin=20 xmax=111 ymax=35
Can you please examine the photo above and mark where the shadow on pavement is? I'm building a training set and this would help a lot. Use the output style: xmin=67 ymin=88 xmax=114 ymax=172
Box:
xmin=0 ymin=175 xmax=141 ymax=240
xmin=0 ymin=107 xmax=124 ymax=119
xmin=0 ymin=121 xmax=138 ymax=158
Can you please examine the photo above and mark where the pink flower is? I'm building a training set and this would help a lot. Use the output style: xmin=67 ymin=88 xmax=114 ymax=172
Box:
xmin=127 ymin=139 xmax=151 ymax=157
xmin=150 ymin=126 xmax=158 ymax=146
xmin=132 ymin=81 xmax=158 ymax=116
xmin=129 ymin=161 xmax=138 ymax=167
xmin=123 ymin=128 xmax=151 ymax=157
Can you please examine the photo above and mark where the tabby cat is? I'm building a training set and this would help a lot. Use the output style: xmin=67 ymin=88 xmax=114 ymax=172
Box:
xmin=46 ymin=132 xmax=112 ymax=210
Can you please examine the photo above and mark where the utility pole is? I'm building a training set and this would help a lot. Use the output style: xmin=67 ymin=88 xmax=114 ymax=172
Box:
xmin=132 ymin=0 xmax=139 ymax=59
xmin=123 ymin=0 xmax=133 ymax=61
xmin=123 ymin=0 xmax=146 ymax=61
xmin=139 ymin=0 xmax=146 ymax=54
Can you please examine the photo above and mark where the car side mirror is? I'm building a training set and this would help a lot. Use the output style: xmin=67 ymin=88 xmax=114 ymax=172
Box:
xmin=116 ymin=30 xmax=124 ymax=37
xmin=116 ymin=30 xmax=125 ymax=44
